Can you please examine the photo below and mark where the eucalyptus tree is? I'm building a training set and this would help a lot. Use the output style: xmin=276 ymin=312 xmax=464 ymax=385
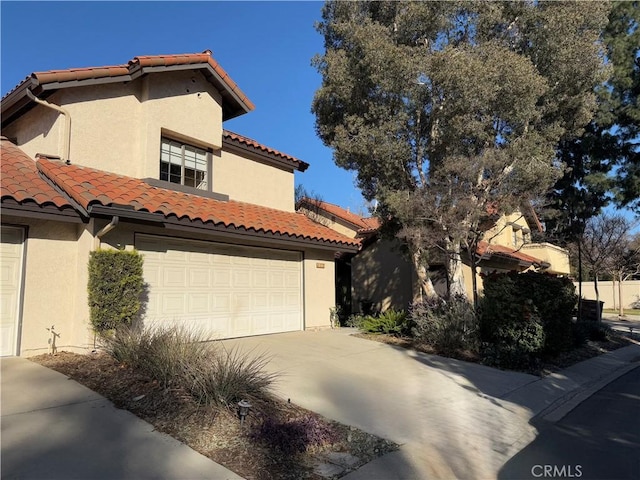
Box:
xmin=312 ymin=1 xmax=610 ymax=302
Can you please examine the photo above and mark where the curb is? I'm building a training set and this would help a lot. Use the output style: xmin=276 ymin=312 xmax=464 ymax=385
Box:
xmin=537 ymin=361 xmax=640 ymax=424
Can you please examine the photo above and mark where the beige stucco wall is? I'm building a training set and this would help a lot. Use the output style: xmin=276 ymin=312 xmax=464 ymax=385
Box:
xmin=2 ymin=217 xmax=93 ymax=356
xmin=216 ymin=148 xmax=295 ymax=211
xmin=4 ymin=71 xmax=223 ymax=180
xmin=302 ymin=250 xmax=336 ymax=329
xmin=483 ymin=212 xmax=531 ymax=248
xmin=352 ymin=238 xmax=415 ymax=313
xmin=298 ymin=208 xmax=359 ymax=238
xmin=522 ymin=242 xmax=571 ymax=275
xmin=574 ymin=280 xmax=640 ymax=310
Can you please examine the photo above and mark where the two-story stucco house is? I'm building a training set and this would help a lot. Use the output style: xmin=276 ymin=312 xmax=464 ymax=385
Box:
xmin=0 ymin=51 xmax=359 ymax=357
xmin=297 ymin=198 xmax=570 ymax=315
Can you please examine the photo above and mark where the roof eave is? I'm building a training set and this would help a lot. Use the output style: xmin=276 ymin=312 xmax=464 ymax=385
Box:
xmin=223 ymin=136 xmax=309 ymax=172
xmin=1 ymin=199 xmax=84 ymax=223
xmin=84 ymin=202 xmax=359 ymax=253
xmin=1 ymin=59 xmax=254 ymax=127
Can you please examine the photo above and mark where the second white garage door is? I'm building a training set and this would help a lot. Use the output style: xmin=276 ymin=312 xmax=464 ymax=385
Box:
xmin=136 ymin=235 xmax=302 ymax=339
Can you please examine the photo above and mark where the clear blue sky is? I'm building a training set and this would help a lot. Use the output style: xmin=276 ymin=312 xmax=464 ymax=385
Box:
xmin=1 ymin=0 xmax=368 ymax=214
xmin=2 ymin=1 xmax=637 ymax=231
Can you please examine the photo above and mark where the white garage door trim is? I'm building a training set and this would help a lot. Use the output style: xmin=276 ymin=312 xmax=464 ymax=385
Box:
xmin=136 ymin=234 xmax=303 ymax=340
xmin=1 ymin=226 xmax=25 ymax=356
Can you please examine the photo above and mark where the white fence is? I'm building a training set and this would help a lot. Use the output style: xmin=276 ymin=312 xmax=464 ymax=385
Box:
xmin=573 ymin=280 xmax=640 ymax=310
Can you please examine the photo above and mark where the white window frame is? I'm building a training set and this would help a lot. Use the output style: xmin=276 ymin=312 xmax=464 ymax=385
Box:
xmin=160 ymin=137 xmax=210 ymax=190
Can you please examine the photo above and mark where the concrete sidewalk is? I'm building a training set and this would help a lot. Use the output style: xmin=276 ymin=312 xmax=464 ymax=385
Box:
xmin=224 ymin=329 xmax=640 ymax=480
xmin=0 ymin=357 xmax=242 ymax=480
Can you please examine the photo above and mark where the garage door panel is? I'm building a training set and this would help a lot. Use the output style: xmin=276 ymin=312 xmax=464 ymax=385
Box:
xmin=162 ymin=294 xmax=187 ymax=314
xmin=253 ymin=293 xmax=268 ymax=309
xmin=270 ymin=271 xmax=284 ymax=287
xmin=1 ymin=227 xmax=24 ymax=356
xmin=189 ymin=269 xmax=211 ymax=288
xmin=213 ymin=270 xmax=231 ymax=287
xmin=137 ymin=235 xmax=303 ymax=340
xmin=286 ymin=293 xmax=301 ymax=307
xmin=212 ymin=293 xmax=231 ymax=310
xmin=285 ymin=272 xmax=299 ymax=287
xmin=253 ymin=270 xmax=268 ymax=288
xmin=188 ymin=293 xmax=210 ymax=313
xmin=233 ymin=270 xmax=251 ymax=288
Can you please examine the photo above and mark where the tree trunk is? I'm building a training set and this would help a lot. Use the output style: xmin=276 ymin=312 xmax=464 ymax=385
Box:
xmin=412 ymin=249 xmax=439 ymax=301
xmin=445 ymin=237 xmax=466 ymax=299
xmin=594 ymin=273 xmax=601 ymax=322
xmin=578 ymin=242 xmax=583 ymax=321
xmin=618 ymin=274 xmax=624 ymax=317
xmin=469 ymin=253 xmax=480 ymax=310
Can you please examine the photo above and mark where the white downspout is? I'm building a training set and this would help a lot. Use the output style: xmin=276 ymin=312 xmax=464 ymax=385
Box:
xmin=25 ymin=89 xmax=72 ymax=164
xmin=93 ymin=216 xmax=119 ymax=250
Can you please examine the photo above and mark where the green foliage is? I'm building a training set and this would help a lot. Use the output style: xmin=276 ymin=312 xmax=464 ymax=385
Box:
xmin=410 ymin=296 xmax=479 ymax=354
xmin=545 ymin=2 xmax=640 ymax=237
xmin=480 ymin=271 xmax=577 ymax=358
xmin=313 ymin=1 xmax=610 ymax=299
xmin=479 ymin=273 xmax=546 ymax=368
xmin=88 ymin=249 xmax=144 ymax=334
xmin=360 ymin=309 xmax=410 ymax=336
xmin=104 ymin=325 xmax=276 ymax=407
xmin=517 ymin=272 xmax=577 ymax=355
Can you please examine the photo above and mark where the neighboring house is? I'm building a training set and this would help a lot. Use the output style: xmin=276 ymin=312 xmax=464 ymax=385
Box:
xmin=0 ymin=51 xmax=359 ymax=357
xmin=298 ymin=198 xmax=570 ymax=315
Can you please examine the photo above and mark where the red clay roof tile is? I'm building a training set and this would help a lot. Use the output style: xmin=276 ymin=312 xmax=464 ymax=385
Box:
xmin=1 ymin=138 xmax=75 ymax=210
xmin=299 ymin=197 xmax=380 ymax=232
xmin=36 ymin=159 xmax=358 ymax=249
xmin=477 ymin=241 xmax=544 ymax=266
xmin=223 ymin=130 xmax=309 ymax=171
xmin=4 ymin=51 xmax=254 ymax=119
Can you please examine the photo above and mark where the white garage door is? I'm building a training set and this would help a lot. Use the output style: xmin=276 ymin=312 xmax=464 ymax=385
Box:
xmin=1 ymin=226 xmax=24 ymax=356
xmin=136 ymin=235 xmax=302 ymax=339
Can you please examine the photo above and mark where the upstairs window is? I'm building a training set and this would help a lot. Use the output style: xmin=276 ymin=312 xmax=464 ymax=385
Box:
xmin=160 ymin=138 xmax=208 ymax=190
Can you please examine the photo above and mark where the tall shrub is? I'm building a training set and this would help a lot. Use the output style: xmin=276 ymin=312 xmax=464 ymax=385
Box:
xmin=519 ymin=272 xmax=577 ymax=354
xmin=410 ymin=296 xmax=479 ymax=354
xmin=479 ymin=271 xmax=578 ymax=367
xmin=479 ymin=273 xmax=545 ymax=369
xmin=88 ymin=249 xmax=144 ymax=334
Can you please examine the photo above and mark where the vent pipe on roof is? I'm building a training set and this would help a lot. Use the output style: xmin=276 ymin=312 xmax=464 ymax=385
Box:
xmin=25 ymin=89 xmax=71 ymax=164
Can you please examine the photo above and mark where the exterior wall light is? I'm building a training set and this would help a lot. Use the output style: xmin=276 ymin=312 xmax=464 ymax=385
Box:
xmin=238 ymin=399 xmax=252 ymax=425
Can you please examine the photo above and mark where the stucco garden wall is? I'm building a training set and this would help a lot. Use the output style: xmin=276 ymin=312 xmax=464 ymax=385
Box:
xmin=574 ymin=280 xmax=640 ymax=310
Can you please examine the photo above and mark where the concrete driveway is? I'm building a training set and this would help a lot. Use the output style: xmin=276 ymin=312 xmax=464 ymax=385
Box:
xmin=223 ymin=328 xmax=540 ymax=479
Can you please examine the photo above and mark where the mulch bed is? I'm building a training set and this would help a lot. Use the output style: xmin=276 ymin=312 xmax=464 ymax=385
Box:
xmin=31 ymin=351 xmax=397 ymax=480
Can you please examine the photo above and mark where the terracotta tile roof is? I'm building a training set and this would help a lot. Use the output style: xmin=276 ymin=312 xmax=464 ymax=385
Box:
xmin=299 ymin=198 xmax=379 ymax=232
xmin=2 ymin=50 xmax=254 ymax=121
xmin=36 ymin=159 xmax=359 ymax=249
xmin=477 ymin=241 xmax=545 ymax=266
xmin=0 ymin=137 xmax=74 ymax=210
xmin=223 ymin=130 xmax=309 ymax=172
